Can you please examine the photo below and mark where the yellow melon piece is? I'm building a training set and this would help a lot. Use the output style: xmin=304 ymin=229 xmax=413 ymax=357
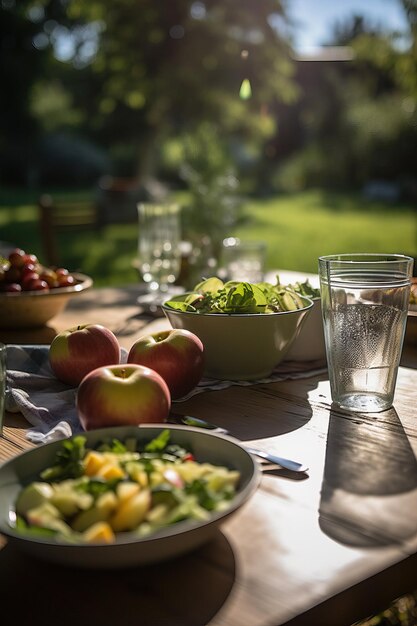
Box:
xmin=84 ymin=451 xmax=106 ymax=476
xmin=125 ymin=462 xmax=148 ymax=487
xmin=83 ymin=521 xmax=115 ymax=544
xmin=71 ymin=491 xmax=118 ymax=532
xmin=96 ymin=491 xmax=118 ymax=513
xmin=145 ymin=503 xmax=169 ymax=524
xmin=116 ymin=481 xmax=140 ymax=502
xmin=110 ymin=489 xmax=151 ymax=532
xmin=97 ymin=462 xmax=126 ymax=480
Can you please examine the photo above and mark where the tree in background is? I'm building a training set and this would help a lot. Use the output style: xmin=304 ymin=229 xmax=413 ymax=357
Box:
xmin=0 ymin=0 xmax=47 ymax=184
xmin=5 ymin=1 xmax=415 ymax=199
xmin=271 ymin=2 xmax=417 ymax=197
xmin=346 ymin=2 xmax=417 ymax=192
xmin=1 ymin=0 xmax=302 ymax=262
xmin=0 ymin=0 xmax=111 ymax=186
xmin=4 ymin=0 xmax=298 ymax=184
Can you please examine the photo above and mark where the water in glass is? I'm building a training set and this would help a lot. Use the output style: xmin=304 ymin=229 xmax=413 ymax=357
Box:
xmin=319 ymin=254 xmax=413 ymax=413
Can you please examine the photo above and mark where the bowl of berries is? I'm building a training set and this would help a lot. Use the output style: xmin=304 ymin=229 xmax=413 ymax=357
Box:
xmin=0 ymin=248 xmax=93 ymax=329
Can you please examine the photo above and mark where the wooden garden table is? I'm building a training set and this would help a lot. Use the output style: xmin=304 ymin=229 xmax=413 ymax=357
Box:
xmin=1 ymin=281 xmax=417 ymax=626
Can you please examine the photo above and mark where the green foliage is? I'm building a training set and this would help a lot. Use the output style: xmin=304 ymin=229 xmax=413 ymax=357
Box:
xmin=178 ymin=123 xmax=245 ymax=255
xmin=58 ymin=0 xmax=297 ymax=178
xmin=3 ymin=0 xmax=417 ymax=197
xmin=40 ymin=436 xmax=86 ymax=481
xmin=268 ymin=16 xmax=417 ymax=194
xmin=272 ymin=144 xmax=344 ymax=191
xmin=30 ymin=82 xmax=84 ymax=132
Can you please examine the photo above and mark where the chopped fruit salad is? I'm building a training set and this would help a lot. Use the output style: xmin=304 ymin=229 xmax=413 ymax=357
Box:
xmin=14 ymin=430 xmax=240 ymax=544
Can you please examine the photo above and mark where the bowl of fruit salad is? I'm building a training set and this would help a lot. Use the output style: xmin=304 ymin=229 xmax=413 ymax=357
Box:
xmin=0 ymin=424 xmax=259 ymax=568
xmin=162 ymin=277 xmax=313 ymax=380
xmin=0 ymin=248 xmax=93 ymax=329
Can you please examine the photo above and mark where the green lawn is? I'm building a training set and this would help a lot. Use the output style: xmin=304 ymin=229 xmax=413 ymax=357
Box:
xmin=1 ymin=188 xmax=415 ymax=287
xmin=234 ymin=190 xmax=417 ymax=275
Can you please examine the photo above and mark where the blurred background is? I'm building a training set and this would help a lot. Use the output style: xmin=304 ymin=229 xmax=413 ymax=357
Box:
xmin=1 ymin=0 xmax=416 ymax=287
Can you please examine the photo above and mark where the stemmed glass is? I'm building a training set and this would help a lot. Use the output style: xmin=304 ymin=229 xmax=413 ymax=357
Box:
xmin=136 ymin=201 xmax=183 ymax=311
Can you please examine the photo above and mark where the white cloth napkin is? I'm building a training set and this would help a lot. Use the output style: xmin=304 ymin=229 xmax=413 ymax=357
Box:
xmin=5 ymin=345 xmax=327 ymax=445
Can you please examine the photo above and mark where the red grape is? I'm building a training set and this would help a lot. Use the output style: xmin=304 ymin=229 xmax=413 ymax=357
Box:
xmin=4 ymin=283 xmax=22 ymax=292
xmin=26 ymin=279 xmax=49 ymax=292
xmin=39 ymin=268 xmax=59 ymax=288
xmin=21 ymin=263 xmax=37 ymax=279
xmin=22 ymin=272 xmax=41 ymax=290
xmin=57 ymin=274 xmax=75 ymax=287
xmin=8 ymin=249 xmax=26 ymax=268
xmin=23 ymin=253 xmax=38 ymax=265
xmin=5 ymin=267 xmax=21 ymax=283
xmin=55 ymin=268 xmax=69 ymax=277
xmin=2 ymin=248 xmax=78 ymax=294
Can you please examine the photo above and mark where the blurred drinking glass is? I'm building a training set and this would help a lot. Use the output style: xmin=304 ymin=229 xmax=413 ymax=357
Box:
xmin=222 ymin=237 xmax=266 ymax=283
xmin=137 ymin=202 xmax=182 ymax=309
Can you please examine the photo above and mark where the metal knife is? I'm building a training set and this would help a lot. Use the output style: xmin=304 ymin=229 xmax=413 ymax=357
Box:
xmin=168 ymin=413 xmax=309 ymax=473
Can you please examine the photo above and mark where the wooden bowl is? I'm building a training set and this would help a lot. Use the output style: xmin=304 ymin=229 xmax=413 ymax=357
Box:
xmin=0 ymin=273 xmax=93 ymax=329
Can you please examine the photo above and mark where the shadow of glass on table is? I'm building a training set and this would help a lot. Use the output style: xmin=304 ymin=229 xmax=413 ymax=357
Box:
xmin=319 ymin=407 xmax=417 ymax=548
xmin=315 ymin=407 xmax=417 ymax=626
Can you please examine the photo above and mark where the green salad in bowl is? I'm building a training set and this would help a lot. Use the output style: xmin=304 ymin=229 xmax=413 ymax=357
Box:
xmin=164 ymin=276 xmax=315 ymax=315
xmin=162 ymin=277 xmax=314 ymax=380
xmin=274 ymin=276 xmax=325 ymax=362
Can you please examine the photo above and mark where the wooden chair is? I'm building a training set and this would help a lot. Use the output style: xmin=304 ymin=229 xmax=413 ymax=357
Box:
xmin=38 ymin=194 xmax=99 ymax=267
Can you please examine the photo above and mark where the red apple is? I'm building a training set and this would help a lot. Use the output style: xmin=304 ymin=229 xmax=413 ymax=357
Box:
xmin=76 ymin=364 xmax=171 ymax=430
xmin=49 ymin=324 xmax=121 ymax=386
xmin=127 ymin=329 xmax=204 ymax=400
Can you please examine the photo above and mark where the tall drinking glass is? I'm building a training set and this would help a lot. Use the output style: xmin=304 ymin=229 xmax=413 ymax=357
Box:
xmin=319 ymin=253 xmax=413 ymax=413
xmin=137 ymin=202 xmax=182 ymax=309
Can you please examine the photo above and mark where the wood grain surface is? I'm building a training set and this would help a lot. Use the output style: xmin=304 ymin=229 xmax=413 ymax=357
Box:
xmin=1 ymin=283 xmax=417 ymax=626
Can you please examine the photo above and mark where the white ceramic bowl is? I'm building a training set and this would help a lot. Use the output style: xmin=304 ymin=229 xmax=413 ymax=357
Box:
xmin=0 ymin=272 xmax=93 ymax=329
xmin=162 ymin=295 xmax=313 ymax=380
xmin=284 ymin=298 xmax=326 ymax=362
xmin=0 ymin=424 xmax=259 ymax=569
